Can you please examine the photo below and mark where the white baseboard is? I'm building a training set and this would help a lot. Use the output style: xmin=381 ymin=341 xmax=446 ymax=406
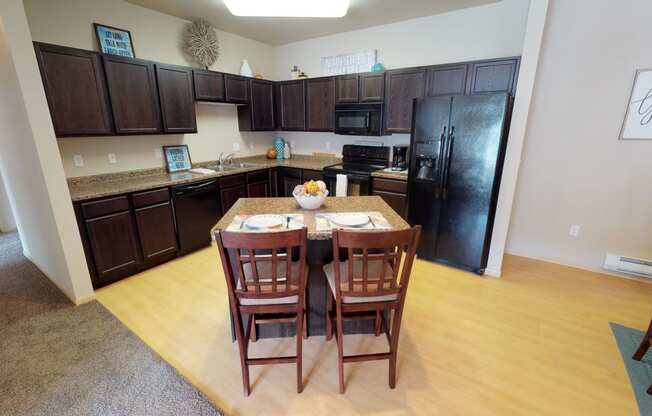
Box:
xmin=484 ymin=266 xmax=502 ymax=278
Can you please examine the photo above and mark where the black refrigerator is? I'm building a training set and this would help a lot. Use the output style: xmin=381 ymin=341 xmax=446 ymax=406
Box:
xmin=407 ymin=93 xmax=510 ymax=274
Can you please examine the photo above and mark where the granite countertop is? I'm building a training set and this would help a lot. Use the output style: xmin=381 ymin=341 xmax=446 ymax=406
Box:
xmin=371 ymin=168 xmax=408 ymax=181
xmin=212 ymin=196 xmax=410 ymax=240
xmin=67 ymin=154 xmax=341 ymax=202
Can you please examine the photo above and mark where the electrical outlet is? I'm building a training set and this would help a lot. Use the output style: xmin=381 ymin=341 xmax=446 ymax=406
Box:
xmin=569 ymin=225 xmax=580 ymax=237
xmin=155 ymin=148 xmax=162 ymax=160
xmin=73 ymin=154 xmax=84 ymax=167
xmin=233 ymin=142 xmax=240 ymax=151
xmin=108 ymin=153 xmax=117 ymax=164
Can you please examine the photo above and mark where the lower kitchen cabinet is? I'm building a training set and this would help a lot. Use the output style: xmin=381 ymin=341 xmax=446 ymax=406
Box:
xmin=246 ymin=170 xmax=270 ymax=197
xmin=220 ymin=174 xmax=247 ymax=213
xmin=278 ymin=167 xmax=302 ymax=197
xmin=134 ymin=201 xmax=178 ymax=264
xmin=372 ymin=178 xmax=408 ymax=219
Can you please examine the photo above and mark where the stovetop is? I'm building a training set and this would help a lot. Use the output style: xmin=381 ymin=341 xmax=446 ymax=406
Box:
xmin=324 ymin=163 xmax=387 ymax=175
xmin=323 ymin=145 xmax=390 ymax=176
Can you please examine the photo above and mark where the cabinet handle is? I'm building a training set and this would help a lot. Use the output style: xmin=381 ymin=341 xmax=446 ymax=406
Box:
xmin=435 ymin=125 xmax=447 ymax=199
xmin=441 ymin=126 xmax=455 ymax=200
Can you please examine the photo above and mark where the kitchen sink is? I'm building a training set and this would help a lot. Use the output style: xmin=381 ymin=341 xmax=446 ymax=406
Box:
xmin=208 ymin=162 xmax=260 ymax=172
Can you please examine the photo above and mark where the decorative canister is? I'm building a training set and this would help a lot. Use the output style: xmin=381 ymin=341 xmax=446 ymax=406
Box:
xmin=239 ymin=59 xmax=254 ymax=77
xmin=274 ymin=136 xmax=285 ymax=160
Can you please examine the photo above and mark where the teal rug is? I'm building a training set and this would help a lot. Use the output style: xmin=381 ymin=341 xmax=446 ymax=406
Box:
xmin=610 ymin=323 xmax=652 ymax=416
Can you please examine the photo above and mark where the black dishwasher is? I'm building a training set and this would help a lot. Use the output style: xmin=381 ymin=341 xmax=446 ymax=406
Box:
xmin=172 ymin=180 xmax=221 ymax=255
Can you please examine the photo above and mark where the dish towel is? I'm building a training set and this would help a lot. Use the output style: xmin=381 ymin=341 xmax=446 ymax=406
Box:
xmin=335 ymin=174 xmax=348 ymax=197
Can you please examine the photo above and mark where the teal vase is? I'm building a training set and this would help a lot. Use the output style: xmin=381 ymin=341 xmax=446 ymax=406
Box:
xmin=274 ymin=136 xmax=285 ymax=160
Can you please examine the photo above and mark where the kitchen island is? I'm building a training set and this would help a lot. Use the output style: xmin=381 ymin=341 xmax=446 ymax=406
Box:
xmin=212 ymin=196 xmax=410 ymax=338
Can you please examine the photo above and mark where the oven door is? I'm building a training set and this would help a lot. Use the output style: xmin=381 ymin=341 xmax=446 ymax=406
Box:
xmin=323 ymin=172 xmax=371 ymax=196
xmin=334 ymin=104 xmax=382 ymax=136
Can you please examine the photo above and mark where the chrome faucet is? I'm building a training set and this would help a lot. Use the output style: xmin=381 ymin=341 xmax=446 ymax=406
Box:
xmin=217 ymin=152 xmax=236 ymax=167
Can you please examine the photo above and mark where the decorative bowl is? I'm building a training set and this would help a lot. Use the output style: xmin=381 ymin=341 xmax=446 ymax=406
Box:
xmin=293 ymin=189 xmax=328 ymax=210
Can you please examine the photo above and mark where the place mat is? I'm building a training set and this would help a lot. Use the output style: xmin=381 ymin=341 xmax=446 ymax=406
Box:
xmin=316 ymin=211 xmax=392 ymax=231
xmin=225 ymin=213 xmax=304 ymax=233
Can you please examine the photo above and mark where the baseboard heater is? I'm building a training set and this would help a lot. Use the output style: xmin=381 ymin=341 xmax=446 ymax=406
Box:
xmin=603 ymin=253 xmax=652 ymax=279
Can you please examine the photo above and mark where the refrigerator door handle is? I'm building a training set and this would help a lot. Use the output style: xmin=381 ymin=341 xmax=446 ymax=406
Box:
xmin=435 ymin=125 xmax=447 ymax=199
xmin=442 ymin=126 xmax=455 ymax=200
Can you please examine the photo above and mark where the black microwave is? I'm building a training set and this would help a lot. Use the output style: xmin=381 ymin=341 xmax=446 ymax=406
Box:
xmin=334 ymin=103 xmax=383 ymax=136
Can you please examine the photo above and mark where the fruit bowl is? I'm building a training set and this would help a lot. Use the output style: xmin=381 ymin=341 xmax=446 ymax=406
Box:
xmin=293 ymin=180 xmax=328 ymax=210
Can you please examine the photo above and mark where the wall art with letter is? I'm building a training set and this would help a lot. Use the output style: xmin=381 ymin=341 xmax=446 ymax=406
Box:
xmin=620 ymin=69 xmax=652 ymax=140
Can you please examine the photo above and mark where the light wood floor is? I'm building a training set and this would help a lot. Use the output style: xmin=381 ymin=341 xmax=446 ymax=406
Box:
xmin=96 ymin=245 xmax=652 ymax=416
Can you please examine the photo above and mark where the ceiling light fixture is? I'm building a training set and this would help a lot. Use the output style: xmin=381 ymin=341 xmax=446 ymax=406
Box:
xmin=223 ymin=0 xmax=350 ymax=18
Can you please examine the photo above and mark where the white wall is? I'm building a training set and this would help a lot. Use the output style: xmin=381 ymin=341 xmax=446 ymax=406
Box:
xmin=506 ymin=0 xmax=652 ymax=274
xmin=0 ymin=0 xmax=94 ymax=303
xmin=0 ymin=172 xmax=16 ymax=232
xmin=24 ymin=0 xmax=276 ymax=177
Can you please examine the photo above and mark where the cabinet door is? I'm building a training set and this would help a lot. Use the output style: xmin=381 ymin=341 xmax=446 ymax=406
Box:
xmin=193 ymin=70 xmax=225 ymax=101
xmin=278 ymin=80 xmax=306 ymax=130
xmin=302 ymin=169 xmax=323 ymax=182
xmin=306 ymin=77 xmax=335 ymax=131
xmin=103 ymin=55 xmax=161 ymax=134
xmin=385 ymin=68 xmax=426 ymax=133
xmin=247 ymin=181 xmax=269 ymax=198
xmin=221 ymin=185 xmax=246 ymax=214
xmin=156 ymin=64 xmax=197 ymax=133
xmin=34 ymin=43 xmax=113 ymax=137
xmin=372 ymin=190 xmax=407 ymax=219
xmin=283 ymin=176 xmax=302 ymax=197
xmin=250 ymin=79 xmax=275 ymax=130
xmin=336 ymin=75 xmax=359 ymax=103
xmin=360 ymin=73 xmax=385 ymax=102
xmin=85 ymin=211 xmax=141 ymax=284
xmin=225 ymin=74 xmax=249 ymax=103
xmin=426 ymin=64 xmax=469 ymax=97
xmin=134 ymin=201 xmax=178 ymax=264
xmin=467 ymin=58 xmax=519 ymax=95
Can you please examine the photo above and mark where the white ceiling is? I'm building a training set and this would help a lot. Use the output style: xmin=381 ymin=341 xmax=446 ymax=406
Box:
xmin=126 ymin=0 xmax=501 ymax=45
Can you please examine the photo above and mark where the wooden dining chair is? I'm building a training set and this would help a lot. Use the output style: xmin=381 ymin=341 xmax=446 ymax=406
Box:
xmin=214 ymin=228 xmax=308 ymax=396
xmin=324 ymin=226 xmax=421 ymax=393
xmin=632 ymin=318 xmax=652 ymax=395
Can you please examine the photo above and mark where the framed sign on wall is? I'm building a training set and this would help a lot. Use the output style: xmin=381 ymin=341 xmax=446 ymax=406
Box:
xmin=163 ymin=145 xmax=192 ymax=173
xmin=94 ymin=23 xmax=136 ymax=58
xmin=620 ymin=69 xmax=652 ymax=140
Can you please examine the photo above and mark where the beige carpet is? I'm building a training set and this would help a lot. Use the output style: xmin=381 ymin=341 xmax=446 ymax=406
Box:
xmin=0 ymin=232 xmax=222 ymax=415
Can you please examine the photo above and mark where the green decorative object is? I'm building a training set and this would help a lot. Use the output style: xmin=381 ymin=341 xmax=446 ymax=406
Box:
xmin=371 ymin=63 xmax=385 ymax=72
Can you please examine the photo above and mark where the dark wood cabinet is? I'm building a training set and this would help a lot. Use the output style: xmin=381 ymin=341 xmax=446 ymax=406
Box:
xmin=193 ymin=69 xmax=225 ymax=102
xmin=277 ymin=80 xmax=306 ymax=130
xmin=220 ymin=185 xmax=246 ymax=214
xmin=427 ymin=63 xmax=469 ymax=97
xmin=336 ymin=75 xmax=359 ymax=103
xmin=246 ymin=181 xmax=269 ymax=197
xmin=34 ymin=42 xmax=113 ymax=137
xmin=84 ymin=210 xmax=141 ymax=285
xmin=277 ymin=167 xmax=302 ymax=197
xmin=306 ymin=77 xmax=335 ymax=131
xmin=225 ymin=74 xmax=249 ymax=103
xmin=384 ymin=68 xmax=426 ymax=133
xmin=302 ymin=169 xmax=323 ymax=182
xmin=468 ymin=58 xmax=519 ymax=95
xmin=103 ymin=55 xmax=161 ymax=134
xmin=360 ymin=73 xmax=385 ymax=102
xmin=156 ymin=64 xmax=197 ymax=133
xmin=372 ymin=178 xmax=408 ymax=219
xmin=134 ymin=201 xmax=178 ymax=264
xmin=238 ymin=79 xmax=275 ymax=131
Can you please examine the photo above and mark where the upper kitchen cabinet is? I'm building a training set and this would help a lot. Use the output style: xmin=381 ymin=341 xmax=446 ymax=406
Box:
xmin=426 ymin=63 xmax=469 ymax=97
xmin=155 ymin=64 xmax=197 ymax=133
xmin=277 ymin=80 xmax=306 ymax=130
xmin=306 ymin=77 xmax=335 ymax=131
xmin=103 ymin=55 xmax=162 ymax=135
xmin=467 ymin=58 xmax=519 ymax=95
xmin=336 ymin=75 xmax=359 ymax=103
xmin=359 ymin=72 xmax=385 ymax=102
xmin=34 ymin=42 xmax=113 ymax=137
xmin=384 ymin=68 xmax=426 ymax=133
xmin=238 ymin=79 xmax=275 ymax=131
xmin=224 ymin=74 xmax=249 ymax=103
xmin=193 ymin=69 xmax=225 ymax=102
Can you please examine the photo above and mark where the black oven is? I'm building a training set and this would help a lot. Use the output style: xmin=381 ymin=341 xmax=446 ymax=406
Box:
xmin=334 ymin=103 xmax=383 ymax=136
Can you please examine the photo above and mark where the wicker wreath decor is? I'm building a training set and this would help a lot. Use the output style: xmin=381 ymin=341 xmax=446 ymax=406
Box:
xmin=183 ymin=19 xmax=219 ymax=69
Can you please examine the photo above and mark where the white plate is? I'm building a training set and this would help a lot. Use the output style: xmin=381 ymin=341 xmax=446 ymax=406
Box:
xmin=244 ymin=214 xmax=286 ymax=229
xmin=330 ymin=213 xmax=369 ymax=227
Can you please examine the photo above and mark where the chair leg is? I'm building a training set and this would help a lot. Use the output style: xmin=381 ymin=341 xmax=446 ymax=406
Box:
xmin=335 ymin=303 xmax=345 ymax=394
xmin=233 ymin=309 xmax=251 ymax=396
xmin=302 ymin=308 xmax=308 ymax=339
xmin=249 ymin=314 xmax=257 ymax=343
xmin=374 ymin=309 xmax=381 ymax=336
xmin=632 ymin=320 xmax=652 ymax=361
xmin=326 ymin=289 xmax=333 ymax=341
xmin=389 ymin=308 xmax=405 ymax=389
xmin=296 ymin=305 xmax=304 ymax=393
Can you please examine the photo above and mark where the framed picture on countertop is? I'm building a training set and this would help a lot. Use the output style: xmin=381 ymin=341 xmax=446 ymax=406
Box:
xmin=94 ymin=23 xmax=136 ymax=58
xmin=163 ymin=145 xmax=192 ymax=173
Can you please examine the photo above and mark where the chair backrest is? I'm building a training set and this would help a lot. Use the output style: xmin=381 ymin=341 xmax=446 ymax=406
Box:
xmin=331 ymin=226 xmax=421 ymax=303
xmin=215 ymin=228 xmax=308 ymax=304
